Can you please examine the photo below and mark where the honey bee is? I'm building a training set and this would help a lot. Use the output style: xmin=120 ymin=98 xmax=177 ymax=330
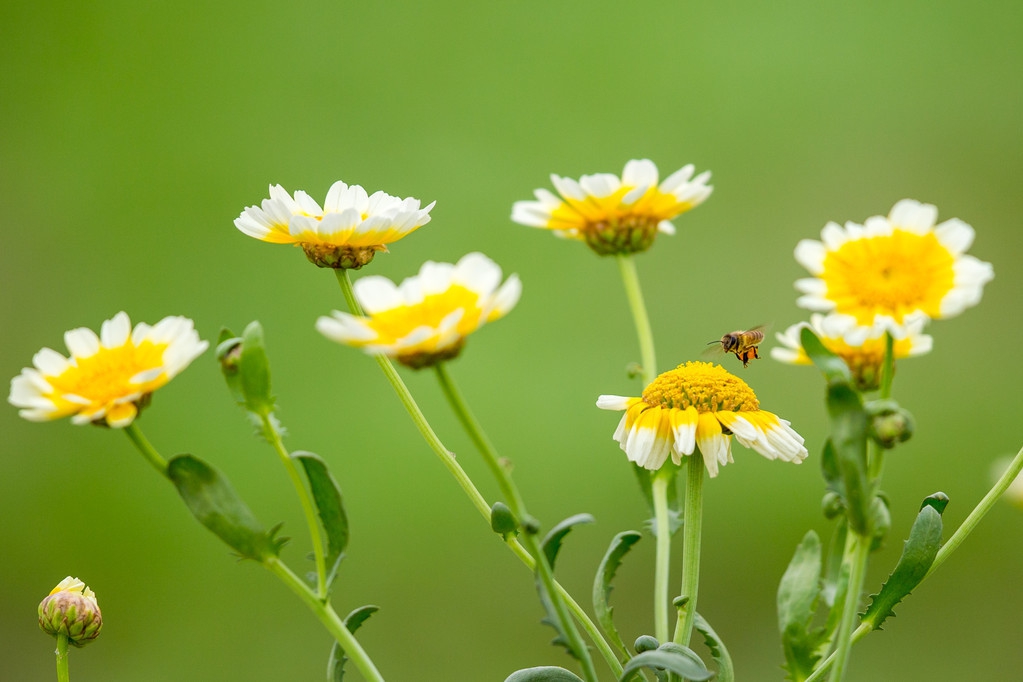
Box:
xmin=706 ymin=326 xmax=766 ymax=368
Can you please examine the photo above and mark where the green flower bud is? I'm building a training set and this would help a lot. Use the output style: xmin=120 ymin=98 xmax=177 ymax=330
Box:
xmin=866 ymin=399 xmax=915 ymax=450
xmin=821 ymin=491 xmax=845 ymax=519
xmin=38 ymin=577 xmax=102 ymax=647
xmin=634 ymin=635 xmax=660 ymax=653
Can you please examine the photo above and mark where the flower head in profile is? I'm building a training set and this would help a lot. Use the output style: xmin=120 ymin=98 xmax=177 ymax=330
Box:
xmin=234 ymin=181 xmax=435 ymax=269
xmin=38 ymin=576 xmax=102 ymax=647
xmin=317 ymin=252 xmax=521 ymax=369
xmin=794 ymin=199 xmax=994 ymax=333
xmin=511 ymin=159 xmax=712 ymax=256
xmin=771 ymin=313 xmax=932 ymax=391
xmin=597 ymin=361 xmax=807 ymax=477
xmin=9 ymin=312 xmax=208 ymax=428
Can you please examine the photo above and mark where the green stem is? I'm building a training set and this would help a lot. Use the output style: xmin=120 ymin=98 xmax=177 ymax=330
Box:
xmin=652 ymin=467 xmax=674 ymax=643
xmin=264 ymin=557 xmax=384 ymax=682
xmin=673 ymin=458 xmax=704 ymax=647
xmin=616 ymin=254 xmax=657 ymax=385
xmin=261 ymin=416 xmax=329 ymax=600
xmin=827 ymin=532 xmax=870 ymax=682
xmin=879 ymin=332 xmax=894 ymax=400
xmin=124 ymin=422 xmax=168 ymax=478
xmin=335 ymin=270 xmax=619 ymax=677
xmin=927 ymin=442 xmax=1023 ymax=577
xmin=805 ymin=623 xmax=870 ymax=682
xmin=55 ymin=632 xmax=69 ymax=682
xmin=434 ymin=362 xmax=599 ymax=682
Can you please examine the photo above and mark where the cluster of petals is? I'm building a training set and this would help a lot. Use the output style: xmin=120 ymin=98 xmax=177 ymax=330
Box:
xmin=234 ymin=181 xmax=434 ymax=249
xmin=316 ymin=252 xmax=520 ymax=367
xmin=48 ymin=577 xmax=98 ymax=605
xmin=772 ymin=313 xmax=932 ymax=365
xmin=794 ymin=199 xmax=993 ymax=333
xmin=511 ymin=159 xmax=712 ymax=243
xmin=597 ymin=362 xmax=807 ymax=477
xmin=9 ymin=312 xmax=208 ymax=428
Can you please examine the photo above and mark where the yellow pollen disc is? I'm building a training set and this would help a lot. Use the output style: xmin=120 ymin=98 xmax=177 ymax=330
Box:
xmin=46 ymin=341 xmax=170 ymax=405
xmin=642 ymin=361 xmax=759 ymax=413
xmin=821 ymin=230 xmax=955 ymax=324
xmin=362 ymin=285 xmax=482 ymax=345
xmin=547 ymin=186 xmax=692 ymax=234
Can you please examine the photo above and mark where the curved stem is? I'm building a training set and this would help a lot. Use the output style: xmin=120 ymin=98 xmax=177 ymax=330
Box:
xmin=124 ymin=422 xmax=168 ymax=478
xmin=827 ymin=532 xmax=869 ymax=682
xmin=673 ymin=459 xmax=704 ymax=647
xmin=335 ymin=270 xmax=619 ymax=676
xmin=616 ymin=254 xmax=657 ymax=385
xmin=55 ymin=632 xmax=70 ymax=682
xmin=264 ymin=557 xmax=384 ymax=682
xmin=261 ymin=416 xmax=329 ymax=600
xmin=651 ymin=467 xmax=674 ymax=643
xmin=805 ymin=623 xmax=870 ymax=682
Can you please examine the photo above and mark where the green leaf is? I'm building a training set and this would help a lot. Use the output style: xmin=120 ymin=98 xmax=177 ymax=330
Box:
xmin=293 ymin=451 xmax=349 ymax=590
xmin=327 ymin=605 xmax=379 ymax=681
xmin=534 ymin=572 xmax=583 ymax=662
xmin=167 ymin=454 xmax=284 ymax=561
xmin=542 ymin=513 xmax=595 ymax=569
xmin=777 ymin=531 xmax=824 ymax=680
xmin=491 ymin=502 xmax=519 ymax=539
xmin=239 ymin=321 xmax=275 ymax=416
xmin=504 ymin=667 xmax=585 ymax=682
xmin=800 ymin=327 xmax=853 ymax=385
xmin=694 ymin=612 xmax=734 ymax=682
xmin=869 ymin=494 xmax=891 ymax=552
xmin=619 ymin=643 xmax=713 ymax=681
xmin=593 ymin=530 xmax=642 ymax=659
xmin=826 ymin=389 xmax=870 ymax=535
xmin=861 ymin=503 xmax=944 ymax=630
xmin=821 ymin=518 xmax=848 ymax=609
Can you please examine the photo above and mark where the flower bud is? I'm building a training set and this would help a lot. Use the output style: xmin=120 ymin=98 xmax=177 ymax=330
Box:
xmin=866 ymin=400 xmax=915 ymax=449
xmin=634 ymin=635 xmax=660 ymax=653
xmin=38 ymin=577 xmax=102 ymax=647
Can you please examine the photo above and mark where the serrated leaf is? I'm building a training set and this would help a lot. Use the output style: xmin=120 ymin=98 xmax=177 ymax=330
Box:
xmin=239 ymin=321 xmax=275 ymax=416
xmin=504 ymin=667 xmax=585 ymax=682
xmin=619 ymin=643 xmax=713 ymax=682
xmin=327 ymin=605 xmax=379 ymax=681
xmin=293 ymin=451 xmax=349 ymax=590
xmin=491 ymin=502 xmax=519 ymax=538
xmin=861 ymin=504 xmax=944 ymax=630
xmin=542 ymin=513 xmax=595 ymax=569
xmin=694 ymin=612 xmax=734 ymax=682
xmin=534 ymin=572 xmax=583 ymax=662
xmin=643 ymin=508 xmax=683 ymax=538
xmin=167 ymin=454 xmax=283 ymax=561
xmin=777 ymin=531 xmax=824 ymax=681
xmin=593 ymin=530 xmax=642 ymax=659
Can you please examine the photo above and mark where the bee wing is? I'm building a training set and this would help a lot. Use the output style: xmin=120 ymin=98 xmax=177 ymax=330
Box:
xmin=701 ymin=341 xmax=726 ymax=358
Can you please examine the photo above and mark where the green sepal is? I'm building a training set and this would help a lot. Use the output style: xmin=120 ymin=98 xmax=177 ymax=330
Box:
xmin=542 ymin=513 xmax=595 ymax=569
xmin=239 ymin=321 xmax=275 ymax=416
xmin=293 ymin=451 xmax=349 ymax=591
xmin=619 ymin=643 xmax=713 ymax=682
xmin=593 ymin=530 xmax=642 ymax=659
xmin=694 ymin=612 xmax=734 ymax=682
xmin=167 ymin=454 xmax=286 ymax=561
xmin=504 ymin=667 xmax=585 ymax=682
xmin=777 ymin=531 xmax=824 ymax=680
xmin=491 ymin=502 xmax=519 ymax=539
xmin=861 ymin=501 xmax=945 ymax=631
xmin=327 ymin=605 xmax=379 ymax=681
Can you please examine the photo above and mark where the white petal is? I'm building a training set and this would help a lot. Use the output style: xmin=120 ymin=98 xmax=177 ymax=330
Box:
xmin=100 ymin=312 xmax=132 ymax=348
xmin=596 ymin=395 xmax=632 ymax=410
xmin=934 ymin=218 xmax=975 ymax=254
xmin=64 ymin=327 xmax=100 ymax=359
xmin=794 ymin=240 xmax=826 ymax=274
xmin=622 ymin=159 xmax=659 ymax=187
xmin=354 ymin=276 xmax=403 ymax=314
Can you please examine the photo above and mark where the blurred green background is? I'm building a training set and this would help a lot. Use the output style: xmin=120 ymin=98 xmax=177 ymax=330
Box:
xmin=2 ymin=1 xmax=1021 ymax=680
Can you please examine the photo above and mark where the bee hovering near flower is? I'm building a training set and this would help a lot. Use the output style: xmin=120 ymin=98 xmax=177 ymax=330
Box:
xmin=706 ymin=326 xmax=766 ymax=368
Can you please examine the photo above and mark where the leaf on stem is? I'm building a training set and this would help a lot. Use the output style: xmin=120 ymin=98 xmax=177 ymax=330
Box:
xmin=293 ymin=451 xmax=349 ymax=591
xmin=504 ymin=667 xmax=585 ymax=682
xmin=694 ymin=612 xmax=734 ymax=682
xmin=239 ymin=321 xmax=276 ymax=417
xmin=861 ymin=501 xmax=945 ymax=631
xmin=593 ymin=530 xmax=642 ymax=659
xmin=327 ymin=605 xmax=379 ymax=681
xmin=618 ymin=643 xmax=713 ymax=682
xmin=541 ymin=514 xmax=595 ymax=569
xmin=534 ymin=569 xmax=587 ymax=663
xmin=167 ymin=454 xmax=286 ymax=561
xmin=777 ymin=531 xmax=824 ymax=680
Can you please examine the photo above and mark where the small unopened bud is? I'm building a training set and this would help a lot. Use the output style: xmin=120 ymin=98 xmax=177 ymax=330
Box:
xmin=634 ymin=635 xmax=660 ymax=653
xmin=866 ymin=400 xmax=915 ymax=449
xmin=821 ymin=491 xmax=845 ymax=519
xmin=38 ymin=577 xmax=102 ymax=647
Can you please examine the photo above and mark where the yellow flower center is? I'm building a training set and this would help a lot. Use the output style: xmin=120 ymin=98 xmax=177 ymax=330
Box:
xmin=821 ymin=230 xmax=955 ymax=324
xmin=47 ymin=341 xmax=170 ymax=403
xmin=365 ymin=284 xmax=483 ymax=343
xmin=642 ymin=361 xmax=760 ymax=413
